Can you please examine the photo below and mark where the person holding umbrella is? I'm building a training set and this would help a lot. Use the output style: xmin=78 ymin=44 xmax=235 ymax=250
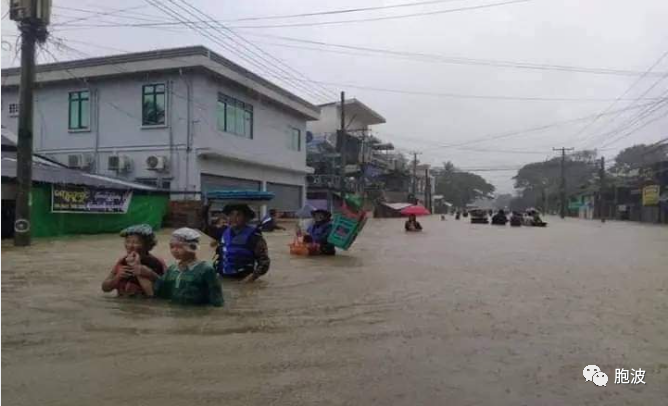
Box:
xmin=217 ymin=204 xmax=271 ymax=282
xmin=405 ymin=214 xmax=423 ymax=232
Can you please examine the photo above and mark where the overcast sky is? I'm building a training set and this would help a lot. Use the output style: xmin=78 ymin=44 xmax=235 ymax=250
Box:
xmin=2 ymin=0 xmax=667 ymax=193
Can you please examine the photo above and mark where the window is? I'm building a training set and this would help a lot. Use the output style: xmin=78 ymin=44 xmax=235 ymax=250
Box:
xmin=216 ymin=93 xmax=253 ymax=138
xmin=68 ymin=91 xmax=90 ymax=130
xmin=288 ymin=127 xmax=301 ymax=151
xmin=142 ymin=84 xmax=166 ymax=126
xmin=8 ymin=103 xmax=19 ymax=117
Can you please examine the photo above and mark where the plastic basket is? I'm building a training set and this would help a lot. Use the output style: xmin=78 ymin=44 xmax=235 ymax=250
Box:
xmin=327 ymin=212 xmax=367 ymax=250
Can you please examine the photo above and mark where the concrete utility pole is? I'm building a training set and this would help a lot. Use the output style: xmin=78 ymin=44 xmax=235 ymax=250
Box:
xmin=599 ymin=156 xmax=606 ymax=223
xmin=412 ymin=152 xmax=419 ymax=203
xmin=11 ymin=0 xmax=51 ymax=247
xmin=359 ymin=129 xmax=367 ymax=206
xmin=424 ymin=166 xmax=430 ymax=211
xmin=553 ymin=147 xmax=574 ymax=219
xmin=339 ymin=91 xmax=347 ymax=203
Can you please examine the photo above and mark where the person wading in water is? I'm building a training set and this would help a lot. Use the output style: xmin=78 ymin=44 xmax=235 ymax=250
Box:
xmin=217 ymin=204 xmax=271 ymax=282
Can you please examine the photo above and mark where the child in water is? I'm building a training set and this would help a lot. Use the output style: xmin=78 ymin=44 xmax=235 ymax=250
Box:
xmin=102 ymin=224 xmax=166 ymax=297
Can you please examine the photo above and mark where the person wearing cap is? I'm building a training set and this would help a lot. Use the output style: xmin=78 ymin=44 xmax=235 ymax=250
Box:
xmin=218 ymin=203 xmax=271 ymax=281
xmin=141 ymin=228 xmax=223 ymax=306
xmin=102 ymin=224 xmax=166 ymax=297
xmin=304 ymin=209 xmax=336 ymax=255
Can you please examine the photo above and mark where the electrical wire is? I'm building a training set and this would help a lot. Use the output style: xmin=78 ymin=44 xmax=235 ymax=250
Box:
xmin=582 ymin=82 xmax=668 ymax=149
xmin=52 ymin=0 xmax=534 ymax=30
xmin=598 ymin=102 xmax=668 ymax=149
xmin=219 ymin=0 xmax=479 ymax=22
xmin=569 ymin=49 xmax=668 ymax=145
xmin=257 ymin=75 xmax=667 ymax=102
xmin=145 ymin=0 xmax=333 ymax=103
xmin=52 ymin=5 xmax=149 ymax=26
xmin=168 ymin=0 xmax=337 ymax=101
xmin=243 ymin=33 xmax=668 ymax=78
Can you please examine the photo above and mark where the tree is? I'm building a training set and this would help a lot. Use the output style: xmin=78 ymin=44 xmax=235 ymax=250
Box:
xmin=611 ymin=144 xmax=668 ymax=174
xmin=434 ymin=161 xmax=495 ymax=208
xmin=512 ymin=150 xmax=598 ymax=212
xmin=493 ymin=193 xmax=513 ymax=209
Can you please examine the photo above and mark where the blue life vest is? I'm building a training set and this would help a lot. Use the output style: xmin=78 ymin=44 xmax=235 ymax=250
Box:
xmin=307 ymin=221 xmax=332 ymax=244
xmin=219 ymin=226 xmax=256 ymax=275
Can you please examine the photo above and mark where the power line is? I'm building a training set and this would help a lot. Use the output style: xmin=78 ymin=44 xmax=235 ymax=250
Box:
xmin=145 ymin=0 xmax=333 ymax=103
xmin=242 ymin=33 xmax=668 ymax=78
xmin=583 ymin=80 xmax=668 ymax=149
xmin=52 ymin=5 xmax=149 ymax=26
xmin=259 ymin=76 xmax=667 ymax=102
xmin=223 ymin=0 xmax=478 ymax=22
xmin=225 ymin=0 xmax=535 ymax=29
xmin=599 ymin=102 xmax=668 ymax=149
xmin=569 ymin=49 xmax=668 ymax=145
xmin=432 ymin=101 xmax=662 ymax=149
xmin=52 ymin=0 xmax=534 ymax=30
xmin=53 ymin=5 xmax=170 ymax=24
xmin=170 ymin=0 xmax=338 ymax=100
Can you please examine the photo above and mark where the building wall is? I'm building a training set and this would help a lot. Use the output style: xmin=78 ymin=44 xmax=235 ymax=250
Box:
xmin=2 ymin=70 xmax=310 ymax=200
xmin=191 ymin=73 xmax=308 ymax=171
xmin=306 ymin=104 xmax=370 ymax=135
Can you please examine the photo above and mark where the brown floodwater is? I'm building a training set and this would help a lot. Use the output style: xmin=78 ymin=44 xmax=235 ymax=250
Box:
xmin=2 ymin=216 xmax=668 ymax=405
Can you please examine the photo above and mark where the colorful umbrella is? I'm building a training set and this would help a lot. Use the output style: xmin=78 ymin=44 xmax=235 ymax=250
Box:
xmin=400 ymin=205 xmax=431 ymax=216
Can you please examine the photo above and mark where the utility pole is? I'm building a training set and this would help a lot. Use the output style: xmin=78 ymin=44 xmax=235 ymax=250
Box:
xmin=338 ymin=91 xmax=347 ymax=204
xmin=411 ymin=152 xmax=419 ymax=204
xmin=11 ymin=0 xmax=50 ymax=247
xmin=599 ymin=156 xmax=606 ymax=223
xmin=553 ymin=147 xmax=574 ymax=219
xmin=424 ymin=166 xmax=430 ymax=211
xmin=359 ymin=129 xmax=367 ymax=205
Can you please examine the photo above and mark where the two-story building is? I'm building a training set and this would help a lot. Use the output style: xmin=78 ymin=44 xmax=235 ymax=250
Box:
xmin=305 ymin=98 xmax=386 ymax=209
xmin=1 ymin=46 xmax=320 ymax=215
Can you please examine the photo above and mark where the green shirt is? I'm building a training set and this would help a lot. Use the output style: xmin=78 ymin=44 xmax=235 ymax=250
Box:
xmin=154 ymin=261 xmax=223 ymax=307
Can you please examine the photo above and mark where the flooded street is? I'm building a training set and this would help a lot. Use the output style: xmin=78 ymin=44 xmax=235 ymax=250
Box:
xmin=2 ymin=216 xmax=668 ymax=405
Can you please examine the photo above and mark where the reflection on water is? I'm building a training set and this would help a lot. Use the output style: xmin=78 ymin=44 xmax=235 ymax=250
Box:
xmin=3 ymin=217 xmax=668 ymax=405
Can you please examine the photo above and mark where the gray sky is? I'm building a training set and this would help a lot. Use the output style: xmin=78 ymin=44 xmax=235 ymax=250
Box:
xmin=3 ymin=0 xmax=667 ymax=193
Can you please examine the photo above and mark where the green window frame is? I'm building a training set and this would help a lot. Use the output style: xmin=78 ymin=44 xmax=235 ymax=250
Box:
xmin=68 ymin=90 xmax=90 ymax=130
xmin=288 ymin=127 xmax=301 ymax=151
xmin=216 ymin=93 xmax=253 ymax=139
xmin=142 ymin=83 xmax=166 ymax=126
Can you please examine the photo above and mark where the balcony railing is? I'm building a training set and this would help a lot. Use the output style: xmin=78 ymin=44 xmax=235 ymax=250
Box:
xmin=307 ymin=175 xmax=356 ymax=192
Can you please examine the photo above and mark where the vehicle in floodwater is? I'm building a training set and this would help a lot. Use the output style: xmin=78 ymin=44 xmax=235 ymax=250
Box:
xmin=469 ymin=208 xmax=489 ymax=224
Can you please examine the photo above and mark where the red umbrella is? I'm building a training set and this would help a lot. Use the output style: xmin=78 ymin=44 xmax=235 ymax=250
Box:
xmin=400 ymin=205 xmax=431 ymax=216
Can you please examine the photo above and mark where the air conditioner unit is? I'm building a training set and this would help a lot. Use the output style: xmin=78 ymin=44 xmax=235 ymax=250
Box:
xmin=68 ymin=154 xmax=84 ymax=169
xmin=108 ymin=155 xmax=132 ymax=173
xmin=146 ymin=155 xmax=168 ymax=171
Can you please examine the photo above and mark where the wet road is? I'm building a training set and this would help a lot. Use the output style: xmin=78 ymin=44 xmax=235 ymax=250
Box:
xmin=2 ymin=216 xmax=668 ymax=405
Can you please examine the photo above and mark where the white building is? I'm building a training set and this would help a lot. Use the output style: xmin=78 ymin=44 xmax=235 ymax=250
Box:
xmin=1 ymin=46 xmax=320 ymax=213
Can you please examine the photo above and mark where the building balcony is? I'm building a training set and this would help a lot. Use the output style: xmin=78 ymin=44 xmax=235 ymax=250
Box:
xmin=306 ymin=174 xmax=356 ymax=192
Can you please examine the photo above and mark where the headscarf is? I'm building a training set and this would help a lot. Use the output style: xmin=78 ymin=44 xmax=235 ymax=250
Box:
xmin=171 ymin=227 xmax=201 ymax=252
xmin=119 ymin=224 xmax=157 ymax=251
